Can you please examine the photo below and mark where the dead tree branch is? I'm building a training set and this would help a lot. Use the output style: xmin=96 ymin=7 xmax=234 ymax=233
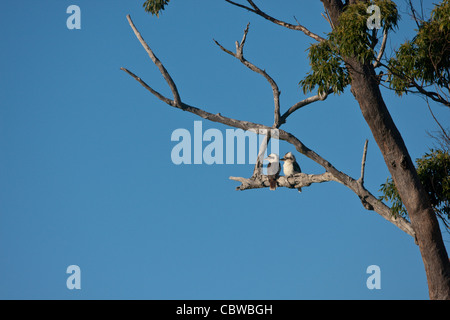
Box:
xmin=358 ymin=139 xmax=369 ymax=185
xmin=224 ymin=0 xmax=325 ymax=42
xmin=230 ymin=172 xmax=339 ymax=190
xmin=126 ymin=15 xmax=181 ymax=107
xmin=321 ymin=9 xmax=334 ymax=29
xmin=213 ymin=23 xmax=281 ymax=128
xmin=280 ymin=89 xmax=331 ymax=124
xmin=121 ymin=14 xmax=415 ymax=239
xmin=373 ymin=28 xmax=388 ymax=68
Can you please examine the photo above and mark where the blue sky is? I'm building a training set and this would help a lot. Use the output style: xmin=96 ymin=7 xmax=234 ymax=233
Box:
xmin=0 ymin=0 xmax=448 ymax=299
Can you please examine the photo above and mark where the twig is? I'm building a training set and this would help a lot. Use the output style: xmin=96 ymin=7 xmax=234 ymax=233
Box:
xmin=126 ymin=14 xmax=181 ymax=107
xmin=425 ymin=98 xmax=450 ymax=142
xmin=411 ymin=80 xmax=450 ymax=107
xmin=358 ymin=139 xmax=369 ymax=184
xmin=279 ymin=88 xmax=332 ymax=124
xmin=224 ymin=0 xmax=325 ymax=42
xmin=373 ymin=28 xmax=388 ymax=68
xmin=214 ymin=24 xmax=281 ymax=127
xmin=251 ymin=130 xmax=271 ymax=178
xmin=321 ymin=9 xmax=334 ymax=29
xmin=120 ymin=67 xmax=174 ymax=106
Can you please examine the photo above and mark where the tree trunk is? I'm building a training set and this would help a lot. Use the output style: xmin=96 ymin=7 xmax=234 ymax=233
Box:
xmin=321 ymin=0 xmax=450 ymax=299
xmin=348 ymin=59 xmax=450 ymax=299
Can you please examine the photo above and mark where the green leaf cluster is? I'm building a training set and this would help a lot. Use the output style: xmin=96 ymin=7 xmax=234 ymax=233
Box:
xmin=379 ymin=149 xmax=450 ymax=229
xmin=142 ymin=0 xmax=171 ymax=17
xmin=299 ymin=39 xmax=351 ymax=95
xmin=299 ymin=0 xmax=398 ymax=95
xmin=335 ymin=0 xmax=397 ymax=60
xmin=387 ymin=0 xmax=450 ymax=95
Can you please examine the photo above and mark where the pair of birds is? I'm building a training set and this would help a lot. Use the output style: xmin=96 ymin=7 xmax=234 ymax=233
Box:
xmin=265 ymin=152 xmax=302 ymax=192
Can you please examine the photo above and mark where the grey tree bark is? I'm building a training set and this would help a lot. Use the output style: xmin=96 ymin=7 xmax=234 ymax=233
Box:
xmin=320 ymin=0 xmax=450 ymax=300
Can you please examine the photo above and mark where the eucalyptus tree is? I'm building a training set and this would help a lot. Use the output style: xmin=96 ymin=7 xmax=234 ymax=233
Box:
xmin=124 ymin=0 xmax=450 ymax=299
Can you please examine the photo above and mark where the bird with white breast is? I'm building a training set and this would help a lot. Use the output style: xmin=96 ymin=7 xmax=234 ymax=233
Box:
xmin=281 ymin=152 xmax=302 ymax=192
xmin=264 ymin=153 xmax=281 ymax=191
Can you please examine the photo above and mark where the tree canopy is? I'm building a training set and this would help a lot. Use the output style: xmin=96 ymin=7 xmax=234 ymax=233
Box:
xmin=143 ymin=0 xmax=170 ymax=17
xmin=386 ymin=0 xmax=450 ymax=106
xmin=300 ymin=0 xmax=398 ymax=95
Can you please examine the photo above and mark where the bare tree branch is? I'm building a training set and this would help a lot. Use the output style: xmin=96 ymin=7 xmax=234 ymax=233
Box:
xmin=373 ymin=28 xmax=388 ymax=68
xmin=425 ymin=98 xmax=450 ymax=142
xmin=358 ymin=139 xmax=369 ymax=184
xmin=126 ymin=14 xmax=181 ymax=107
xmin=230 ymin=172 xmax=339 ymax=190
xmin=214 ymin=22 xmax=331 ymax=127
xmin=251 ymin=130 xmax=271 ymax=178
xmin=214 ymin=24 xmax=281 ymax=127
xmin=407 ymin=0 xmax=424 ymax=29
xmin=213 ymin=23 xmax=331 ymax=177
xmin=237 ymin=22 xmax=250 ymax=56
xmin=320 ymin=0 xmax=345 ymax=27
xmin=279 ymin=89 xmax=331 ymax=124
xmin=121 ymin=14 xmax=416 ymax=239
xmin=321 ymin=9 xmax=334 ymax=29
xmin=224 ymin=0 xmax=326 ymax=42
xmin=231 ymin=132 xmax=415 ymax=238
xmin=122 ymin=69 xmax=271 ymax=133
xmin=120 ymin=67 xmax=174 ymax=106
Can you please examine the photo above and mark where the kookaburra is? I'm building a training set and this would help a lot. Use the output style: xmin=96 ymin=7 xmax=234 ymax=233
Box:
xmin=281 ymin=152 xmax=302 ymax=192
xmin=265 ymin=153 xmax=281 ymax=191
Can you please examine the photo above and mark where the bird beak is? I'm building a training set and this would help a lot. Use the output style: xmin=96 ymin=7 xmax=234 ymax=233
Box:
xmin=280 ymin=157 xmax=286 ymax=161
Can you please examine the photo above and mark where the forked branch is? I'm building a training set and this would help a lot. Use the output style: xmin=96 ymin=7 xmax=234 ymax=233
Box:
xmin=373 ymin=28 xmax=388 ymax=68
xmin=224 ymin=0 xmax=325 ymax=42
xmin=214 ymin=23 xmax=281 ymax=127
xmin=126 ymin=15 xmax=181 ymax=106
xmin=121 ymin=14 xmax=415 ymax=239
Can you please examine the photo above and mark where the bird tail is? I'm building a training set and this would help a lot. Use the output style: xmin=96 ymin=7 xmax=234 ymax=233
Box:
xmin=269 ymin=178 xmax=277 ymax=191
xmin=297 ymin=187 xmax=302 ymax=193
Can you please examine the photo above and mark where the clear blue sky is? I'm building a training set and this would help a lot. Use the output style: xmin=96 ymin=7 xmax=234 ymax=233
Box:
xmin=0 ymin=0 xmax=448 ymax=299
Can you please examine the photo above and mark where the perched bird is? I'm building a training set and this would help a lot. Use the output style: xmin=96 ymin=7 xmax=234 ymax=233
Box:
xmin=265 ymin=153 xmax=281 ymax=191
xmin=281 ymin=152 xmax=302 ymax=192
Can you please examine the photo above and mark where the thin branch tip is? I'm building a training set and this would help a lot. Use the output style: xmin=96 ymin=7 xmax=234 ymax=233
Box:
xmin=359 ymin=139 xmax=369 ymax=184
xmin=225 ymin=0 xmax=324 ymax=42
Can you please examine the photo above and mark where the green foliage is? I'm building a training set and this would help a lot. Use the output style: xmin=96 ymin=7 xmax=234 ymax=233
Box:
xmin=332 ymin=2 xmax=373 ymax=63
xmin=300 ymin=0 xmax=398 ymax=95
xmin=299 ymin=39 xmax=351 ymax=95
xmin=379 ymin=149 xmax=450 ymax=229
xmin=379 ymin=177 xmax=407 ymax=218
xmin=142 ymin=0 xmax=170 ymax=17
xmin=387 ymin=0 xmax=450 ymax=95
xmin=336 ymin=0 xmax=397 ymax=60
